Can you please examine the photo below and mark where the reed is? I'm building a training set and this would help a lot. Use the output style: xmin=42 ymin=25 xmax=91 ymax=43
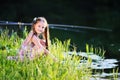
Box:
xmin=0 ymin=29 xmax=92 ymax=80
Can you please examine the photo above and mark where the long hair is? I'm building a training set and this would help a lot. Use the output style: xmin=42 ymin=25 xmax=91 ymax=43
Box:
xmin=32 ymin=17 xmax=50 ymax=49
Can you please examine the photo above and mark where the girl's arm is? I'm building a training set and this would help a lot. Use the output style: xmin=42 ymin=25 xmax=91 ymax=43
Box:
xmin=31 ymin=35 xmax=57 ymax=61
xmin=31 ymin=35 xmax=49 ymax=54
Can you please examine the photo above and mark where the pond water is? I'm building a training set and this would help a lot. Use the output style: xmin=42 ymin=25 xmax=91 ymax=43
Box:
xmin=50 ymin=27 xmax=120 ymax=80
xmin=65 ymin=51 xmax=120 ymax=80
xmin=50 ymin=27 xmax=120 ymax=59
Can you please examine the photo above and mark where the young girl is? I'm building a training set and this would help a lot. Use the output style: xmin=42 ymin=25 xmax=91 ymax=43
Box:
xmin=8 ymin=17 xmax=57 ymax=61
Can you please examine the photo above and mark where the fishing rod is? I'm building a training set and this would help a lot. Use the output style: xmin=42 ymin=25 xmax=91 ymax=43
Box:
xmin=0 ymin=21 xmax=32 ymax=26
xmin=0 ymin=21 xmax=83 ymax=32
xmin=50 ymin=26 xmax=86 ymax=33
xmin=0 ymin=21 xmax=112 ymax=32
xmin=50 ymin=24 xmax=112 ymax=32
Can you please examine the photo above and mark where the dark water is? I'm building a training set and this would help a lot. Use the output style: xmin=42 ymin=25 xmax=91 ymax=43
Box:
xmin=50 ymin=28 xmax=120 ymax=79
xmin=50 ymin=28 xmax=120 ymax=59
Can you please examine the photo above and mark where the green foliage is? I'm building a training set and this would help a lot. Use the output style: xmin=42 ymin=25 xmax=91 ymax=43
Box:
xmin=85 ymin=44 xmax=105 ymax=58
xmin=23 ymin=26 xmax=29 ymax=38
xmin=0 ymin=29 xmax=92 ymax=80
xmin=112 ymin=68 xmax=119 ymax=80
xmin=0 ymin=29 xmax=118 ymax=80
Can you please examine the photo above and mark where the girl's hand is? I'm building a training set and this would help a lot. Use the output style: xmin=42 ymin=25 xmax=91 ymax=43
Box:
xmin=40 ymin=39 xmax=46 ymax=47
xmin=53 ymin=57 xmax=59 ymax=62
xmin=49 ymin=53 xmax=59 ymax=62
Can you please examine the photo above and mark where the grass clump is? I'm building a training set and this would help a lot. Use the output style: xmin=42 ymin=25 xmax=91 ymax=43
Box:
xmin=0 ymin=29 xmax=92 ymax=80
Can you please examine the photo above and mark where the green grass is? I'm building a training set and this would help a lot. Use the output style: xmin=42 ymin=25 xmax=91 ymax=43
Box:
xmin=0 ymin=29 xmax=92 ymax=80
xmin=0 ymin=29 xmax=118 ymax=80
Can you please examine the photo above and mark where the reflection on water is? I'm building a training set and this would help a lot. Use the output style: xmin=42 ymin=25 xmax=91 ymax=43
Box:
xmin=90 ymin=59 xmax=118 ymax=69
xmin=66 ymin=51 xmax=120 ymax=79
xmin=67 ymin=52 xmax=118 ymax=69
xmin=91 ymin=73 xmax=120 ymax=80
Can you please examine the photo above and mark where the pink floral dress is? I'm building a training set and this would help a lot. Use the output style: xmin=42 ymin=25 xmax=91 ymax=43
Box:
xmin=18 ymin=31 xmax=46 ymax=60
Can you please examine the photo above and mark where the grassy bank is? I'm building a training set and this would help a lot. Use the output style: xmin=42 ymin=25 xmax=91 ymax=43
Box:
xmin=0 ymin=29 xmax=92 ymax=80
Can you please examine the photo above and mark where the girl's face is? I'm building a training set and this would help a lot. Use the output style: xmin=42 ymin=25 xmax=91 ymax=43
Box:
xmin=34 ymin=21 xmax=46 ymax=35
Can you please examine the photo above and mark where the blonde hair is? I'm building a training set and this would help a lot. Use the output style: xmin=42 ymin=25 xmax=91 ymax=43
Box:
xmin=32 ymin=17 xmax=50 ymax=49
